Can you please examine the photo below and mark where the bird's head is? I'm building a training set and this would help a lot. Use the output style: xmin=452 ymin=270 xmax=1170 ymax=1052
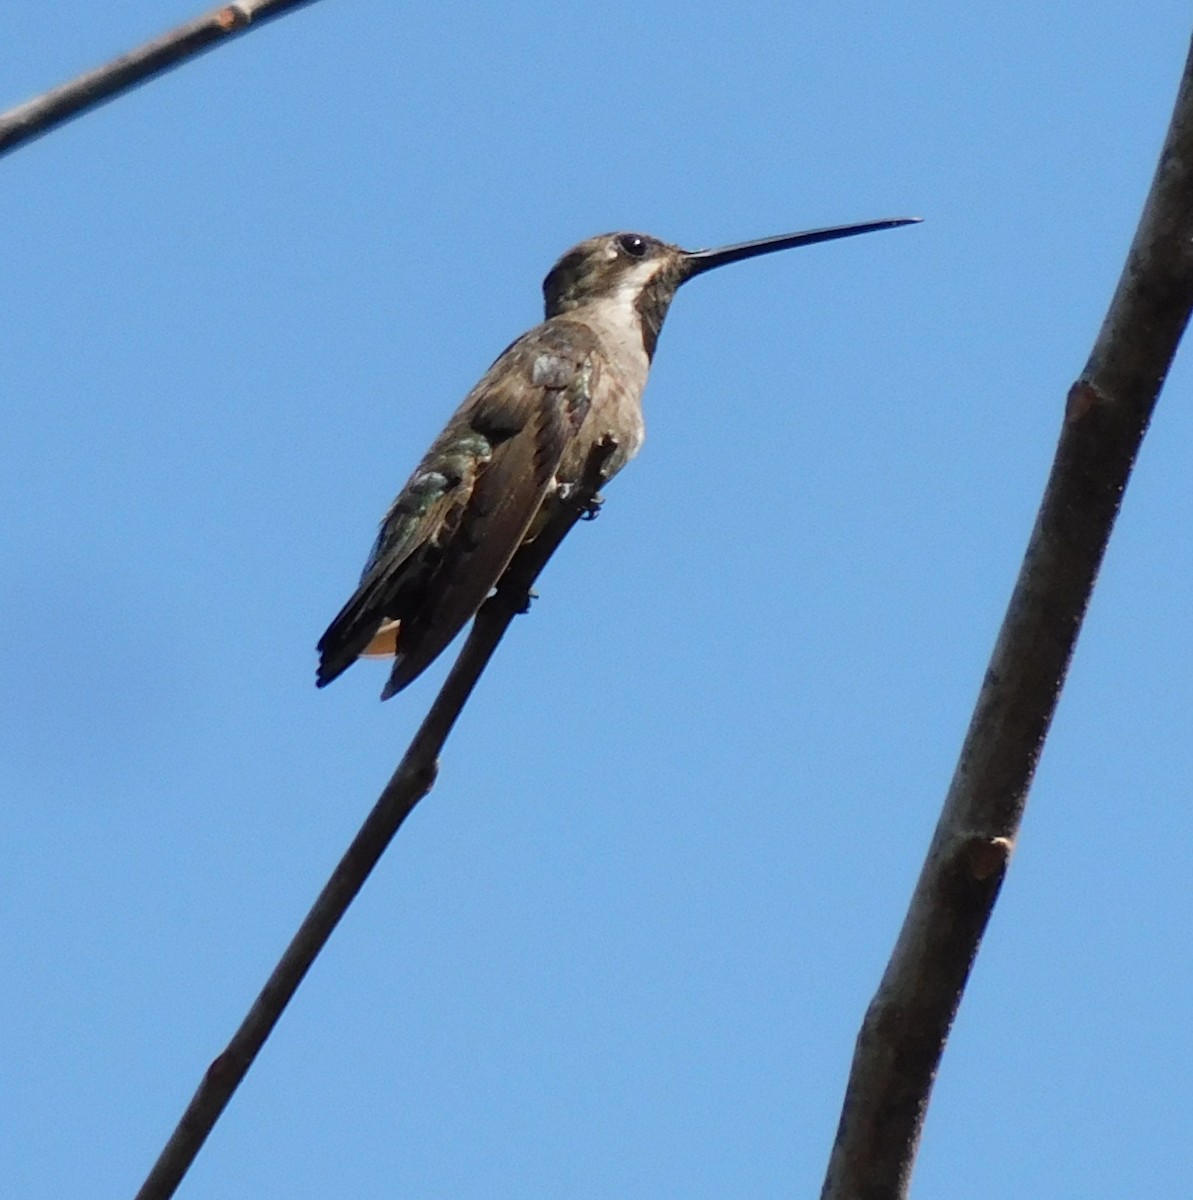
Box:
xmin=542 ymin=219 xmax=920 ymax=356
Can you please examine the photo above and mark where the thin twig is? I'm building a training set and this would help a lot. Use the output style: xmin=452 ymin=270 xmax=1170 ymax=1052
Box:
xmin=133 ymin=438 xmax=619 ymax=1200
xmin=821 ymin=33 xmax=1193 ymax=1200
xmin=0 ymin=1 xmax=323 ymax=159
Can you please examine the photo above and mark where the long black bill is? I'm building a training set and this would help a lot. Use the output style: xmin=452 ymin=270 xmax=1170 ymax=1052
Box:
xmin=680 ymin=217 xmax=921 ymax=280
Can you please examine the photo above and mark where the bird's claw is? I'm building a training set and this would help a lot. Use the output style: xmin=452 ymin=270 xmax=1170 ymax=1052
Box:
xmin=556 ymin=482 xmax=604 ymax=520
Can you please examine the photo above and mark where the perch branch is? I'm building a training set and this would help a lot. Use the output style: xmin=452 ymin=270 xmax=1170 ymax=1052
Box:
xmin=0 ymin=1 xmax=323 ymax=159
xmin=133 ymin=437 xmax=620 ymax=1200
xmin=821 ymin=34 xmax=1193 ymax=1200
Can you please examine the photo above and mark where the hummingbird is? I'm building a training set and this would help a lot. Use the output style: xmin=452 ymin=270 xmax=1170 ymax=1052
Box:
xmin=317 ymin=218 xmax=918 ymax=698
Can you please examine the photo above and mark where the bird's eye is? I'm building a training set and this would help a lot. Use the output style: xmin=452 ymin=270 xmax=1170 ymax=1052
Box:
xmin=617 ymin=234 xmax=648 ymax=259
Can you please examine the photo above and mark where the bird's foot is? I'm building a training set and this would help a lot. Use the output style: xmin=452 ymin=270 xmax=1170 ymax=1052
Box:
xmin=556 ymin=481 xmax=604 ymax=520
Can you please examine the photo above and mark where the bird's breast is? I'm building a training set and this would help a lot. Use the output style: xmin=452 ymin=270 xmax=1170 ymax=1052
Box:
xmin=558 ymin=361 xmax=646 ymax=485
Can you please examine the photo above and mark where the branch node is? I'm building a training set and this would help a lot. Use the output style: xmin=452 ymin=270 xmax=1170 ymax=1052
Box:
xmin=1065 ymin=379 xmax=1108 ymax=425
xmin=204 ymin=1052 xmax=235 ymax=1086
xmin=958 ymin=834 xmax=1013 ymax=882
xmin=215 ymin=6 xmax=251 ymax=31
xmin=393 ymin=758 xmax=439 ymax=799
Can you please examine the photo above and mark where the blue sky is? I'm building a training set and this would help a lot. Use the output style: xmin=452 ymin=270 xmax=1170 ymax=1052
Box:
xmin=3 ymin=2 xmax=1192 ymax=1196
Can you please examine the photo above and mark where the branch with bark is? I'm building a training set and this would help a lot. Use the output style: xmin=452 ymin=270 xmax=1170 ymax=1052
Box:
xmin=0 ymin=1 xmax=323 ymax=159
xmin=133 ymin=438 xmax=618 ymax=1200
xmin=820 ymin=34 xmax=1193 ymax=1200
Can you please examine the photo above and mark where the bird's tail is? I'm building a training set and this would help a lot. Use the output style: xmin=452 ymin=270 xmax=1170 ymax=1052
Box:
xmin=315 ymin=581 xmax=396 ymax=688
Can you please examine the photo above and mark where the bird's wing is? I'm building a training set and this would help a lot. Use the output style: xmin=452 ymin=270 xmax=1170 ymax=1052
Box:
xmin=316 ymin=320 xmax=598 ymax=697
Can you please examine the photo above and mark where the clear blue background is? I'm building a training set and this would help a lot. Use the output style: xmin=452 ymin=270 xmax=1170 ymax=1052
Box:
xmin=3 ymin=2 xmax=1191 ymax=1196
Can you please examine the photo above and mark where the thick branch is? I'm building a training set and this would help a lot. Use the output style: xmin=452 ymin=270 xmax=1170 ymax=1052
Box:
xmin=0 ymin=1 xmax=323 ymax=159
xmin=821 ymin=34 xmax=1193 ymax=1200
xmin=133 ymin=438 xmax=619 ymax=1200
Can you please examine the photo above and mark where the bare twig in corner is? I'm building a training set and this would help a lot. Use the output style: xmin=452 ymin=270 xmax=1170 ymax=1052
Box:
xmin=0 ymin=1 xmax=323 ymax=159
xmin=821 ymin=34 xmax=1193 ymax=1200
xmin=133 ymin=437 xmax=620 ymax=1200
